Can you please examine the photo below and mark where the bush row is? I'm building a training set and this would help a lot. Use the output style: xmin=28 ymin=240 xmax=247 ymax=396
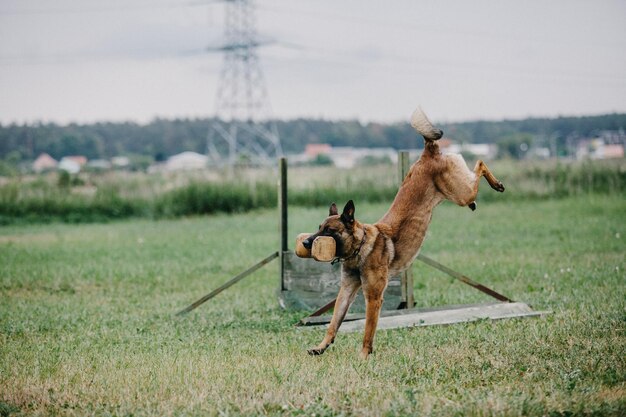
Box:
xmin=0 ymin=161 xmax=623 ymax=224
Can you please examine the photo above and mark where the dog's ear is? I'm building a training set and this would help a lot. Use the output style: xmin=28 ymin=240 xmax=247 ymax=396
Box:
xmin=341 ymin=200 xmax=355 ymax=225
xmin=329 ymin=203 xmax=338 ymax=216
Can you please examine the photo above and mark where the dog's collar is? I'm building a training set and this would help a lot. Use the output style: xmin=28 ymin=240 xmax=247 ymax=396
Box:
xmin=331 ymin=229 xmax=367 ymax=265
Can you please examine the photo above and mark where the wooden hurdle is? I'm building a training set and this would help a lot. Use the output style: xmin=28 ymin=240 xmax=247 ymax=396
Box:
xmin=276 ymin=153 xmax=550 ymax=327
xmin=178 ymin=152 xmax=549 ymax=327
xmin=278 ymin=155 xmax=411 ymax=313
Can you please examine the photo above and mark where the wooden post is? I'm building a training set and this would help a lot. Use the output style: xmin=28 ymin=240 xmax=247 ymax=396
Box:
xmin=279 ymin=157 xmax=288 ymax=290
xmin=398 ymin=151 xmax=410 ymax=185
xmin=398 ymin=151 xmax=415 ymax=308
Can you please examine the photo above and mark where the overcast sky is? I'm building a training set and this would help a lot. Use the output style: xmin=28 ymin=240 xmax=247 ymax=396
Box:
xmin=1 ymin=0 xmax=625 ymax=125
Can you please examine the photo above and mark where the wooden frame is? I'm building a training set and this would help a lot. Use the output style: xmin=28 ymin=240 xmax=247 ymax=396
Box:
xmin=277 ymin=153 xmax=549 ymax=328
xmin=278 ymin=152 xmax=415 ymax=313
xmin=178 ymin=154 xmax=549 ymax=326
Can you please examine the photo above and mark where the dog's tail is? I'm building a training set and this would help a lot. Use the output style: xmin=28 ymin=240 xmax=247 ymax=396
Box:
xmin=410 ymin=106 xmax=443 ymax=141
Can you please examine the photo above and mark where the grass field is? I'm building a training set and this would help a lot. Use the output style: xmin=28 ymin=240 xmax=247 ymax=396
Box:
xmin=1 ymin=195 xmax=624 ymax=416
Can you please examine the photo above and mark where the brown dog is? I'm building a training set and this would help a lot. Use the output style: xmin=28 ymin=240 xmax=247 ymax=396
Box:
xmin=302 ymin=106 xmax=505 ymax=359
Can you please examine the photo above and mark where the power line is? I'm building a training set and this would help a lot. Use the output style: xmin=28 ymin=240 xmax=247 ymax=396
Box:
xmin=258 ymin=3 xmax=626 ymax=50
xmin=0 ymin=1 xmax=220 ymax=16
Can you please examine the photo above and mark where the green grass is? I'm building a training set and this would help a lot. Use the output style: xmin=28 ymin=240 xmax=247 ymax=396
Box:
xmin=1 ymin=195 xmax=625 ymax=416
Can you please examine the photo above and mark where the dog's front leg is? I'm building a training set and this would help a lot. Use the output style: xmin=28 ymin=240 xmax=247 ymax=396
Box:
xmin=360 ymin=274 xmax=387 ymax=359
xmin=474 ymin=160 xmax=505 ymax=193
xmin=308 ymin=273 xmax=360 ymax=356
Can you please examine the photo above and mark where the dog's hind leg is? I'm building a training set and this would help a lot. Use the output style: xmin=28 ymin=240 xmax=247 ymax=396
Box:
xmin=360 ymin=277 xmax=386 ymax=360
xmin=307 ymin=274 xmax=361 ymax=356
xmin=437 ymin=156 xmax=505 ymax=210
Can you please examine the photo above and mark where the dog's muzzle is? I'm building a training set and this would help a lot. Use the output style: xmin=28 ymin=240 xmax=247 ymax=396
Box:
xmin=302 ymin=237 xmax=314 ymax=249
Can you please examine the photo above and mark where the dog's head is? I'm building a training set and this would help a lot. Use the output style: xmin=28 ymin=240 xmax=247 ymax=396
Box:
xmin=302 ymin=200 xmax=356 ymax=257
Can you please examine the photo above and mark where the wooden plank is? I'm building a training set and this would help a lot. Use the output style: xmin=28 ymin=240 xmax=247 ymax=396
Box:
xmin=303 ymin=302 xmax=551 ymax=332
xmin=281 ymin=252 xmax=402 ymax=287
xmin=299 ymin=301 xmax=504 ymax=326
xmin=283 ymin=272 xmax=402 ymax=295
xmin=416 ymin=254 xmax=513 ymax=302
xmin=308 ymin=298 xmax=337 ymax=317
xmin=278 ymin=289 xmax=324 ymax=311
xmin=176 ymin=252 xmax=279 ymax=316
xmin=279 ymin=288 xmax=403 ymax=313
xmin=279 ymin=251 xmax=403 ymax=312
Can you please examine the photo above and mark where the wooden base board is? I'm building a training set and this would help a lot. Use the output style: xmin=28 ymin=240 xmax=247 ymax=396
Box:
xmin=299 ymin=302 xmax=551 ymax=332
xmin=280 ymin=251 xmax=403 ymax=312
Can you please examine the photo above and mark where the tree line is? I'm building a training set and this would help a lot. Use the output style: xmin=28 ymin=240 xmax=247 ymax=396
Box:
xmin=1 ymin=113 xmax=625 ymax=162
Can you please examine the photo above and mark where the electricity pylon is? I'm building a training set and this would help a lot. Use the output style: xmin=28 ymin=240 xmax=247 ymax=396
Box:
xmin=207 ymin=0 xmax=282 ymax=167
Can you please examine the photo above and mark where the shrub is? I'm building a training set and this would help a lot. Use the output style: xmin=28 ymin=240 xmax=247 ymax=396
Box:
xmin=154 ymin=181 xmax=276 ymax=217
xmin=0 ymin=159 xmax=623 ymax=224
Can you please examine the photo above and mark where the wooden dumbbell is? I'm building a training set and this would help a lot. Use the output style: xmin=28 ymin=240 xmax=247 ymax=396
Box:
xmin=295 ymin=233 xmax=312 ymax=258
xmin=295 ymin=233 xmax=336 ymax=262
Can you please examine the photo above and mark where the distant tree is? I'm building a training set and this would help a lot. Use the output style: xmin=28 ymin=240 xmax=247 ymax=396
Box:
xmin=57 ymin=171 xmax=71 ymax=188
xmin=0 ymin=161 xmax=17 ymax=177
xmin=357 ymin=155 xmax=392 ymax=166
xmin=310 ymin=154 xmax=334 ymax=166
xmin=5 ymin=150 xmax=22 ymax=165
xmin=128 ymin=154 xmax=154 ymax=172
xmin=497 ymin=133 xmax=534 ymax=159
xmin=1 ymin=113 xmax=624 ymax=161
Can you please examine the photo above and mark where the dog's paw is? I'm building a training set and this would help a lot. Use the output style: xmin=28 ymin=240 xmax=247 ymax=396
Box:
xmin=493 ymin=181 xmax=505 ymax=192
xmin=307 ymin=347 xmax=326 ymax=356
xmin=359 ymin=349 xmax=372 ymax=360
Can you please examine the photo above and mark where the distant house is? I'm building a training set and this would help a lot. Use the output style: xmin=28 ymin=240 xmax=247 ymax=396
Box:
xmin=305 ymin=144 xmax=332 ymax=158
xmin=601 ymin=144 xmax=625 ymax=159
xmin=87 ymin=159 xmax=112 ymax=170
xmin=329 ymin=147 xmax=397 ymax=169
xmin=300 ymin=145 xmax=397 ymax=169
xmin=165 ymin=151 xmax=208 ymax=171
xmin=111 ymin=156 xmax=130 ymax=168
xmin=32 ymin=153 xmax=57 ymax=172
xmin=58 ymin=157 xmax=81 ymax=174
xmin=65 ymin=156 xmax=87 ymax=166
xmin=529 ymin=147 xmax=551 ymax=159
xmin=576 ymin=139 xmax=625 ymax=160
xmin=57 ymin=155 xmax=87 ymax=174
xmin=592 ymin=143 xmax=624 ymax=159
xmin=439 ymin=139 xmax=497 ymax=159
